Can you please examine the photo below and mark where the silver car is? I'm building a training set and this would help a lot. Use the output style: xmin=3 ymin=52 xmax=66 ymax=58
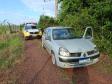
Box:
xmin=42 ymin=27 xmax=100 ymax=68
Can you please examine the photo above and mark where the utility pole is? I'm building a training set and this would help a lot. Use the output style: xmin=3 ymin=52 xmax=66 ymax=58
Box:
xmin=55 ymin=0 xmax=58 ymax=18
xmin=44 ymin=0 xmax=58 ymax=18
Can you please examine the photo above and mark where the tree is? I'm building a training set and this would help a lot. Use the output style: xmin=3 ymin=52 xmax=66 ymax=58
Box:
xmin=37 ymin=15 xmax=59 ymax=29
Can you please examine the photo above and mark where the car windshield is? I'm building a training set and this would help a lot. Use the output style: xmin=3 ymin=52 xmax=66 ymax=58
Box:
xmin=52 ymin=28 xmax=80 ymax=40
xmin=25 ymin=26 xmax=37 ymax=30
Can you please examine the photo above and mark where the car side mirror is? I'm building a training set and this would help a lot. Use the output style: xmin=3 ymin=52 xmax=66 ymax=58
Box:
xmin=45 ymin=36 xmax=51 ymax=41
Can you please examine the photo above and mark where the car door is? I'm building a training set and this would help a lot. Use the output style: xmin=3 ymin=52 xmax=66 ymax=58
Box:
xmin=83 ymin=27 xmax=93 ymax=41
xmin=44 ymin=29 xmax=52 ymax=53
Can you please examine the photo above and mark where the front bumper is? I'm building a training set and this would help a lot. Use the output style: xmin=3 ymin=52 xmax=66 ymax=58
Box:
xmin=58 ymin=54 xmax=100 ymax=68
xmin=24 ymin=34 xmax=41 ymax=38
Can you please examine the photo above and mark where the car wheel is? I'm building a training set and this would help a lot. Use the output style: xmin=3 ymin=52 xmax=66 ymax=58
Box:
xmin=37 ymin=36 xmax=41 ymax=39
xmin=24 ymin=37 xmax=28 ymax=40
xmin=51 ymin=52 xmax=56 ymax=65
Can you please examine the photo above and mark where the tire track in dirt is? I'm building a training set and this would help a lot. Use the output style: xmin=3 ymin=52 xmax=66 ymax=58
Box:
xmin=15 ymin=39 xmax=70 ymax=84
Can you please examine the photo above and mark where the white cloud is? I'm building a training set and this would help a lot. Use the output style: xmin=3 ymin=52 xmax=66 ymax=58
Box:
xmin=21 ymin=0 xmax=55 ymax=17
xmin=0 ymin=11 xmax=38 ymax=24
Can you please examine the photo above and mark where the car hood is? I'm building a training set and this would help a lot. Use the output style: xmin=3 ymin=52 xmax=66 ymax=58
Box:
xmin=55 ymin=39 xmax=95 ymax=53
xmin=26 ymin=29 xmax=39 ymax=32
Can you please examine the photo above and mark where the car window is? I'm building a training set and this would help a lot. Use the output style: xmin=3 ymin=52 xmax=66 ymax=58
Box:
xmin=52 ymin=28 xmax=80 ymax=40
xmin=46 ymin=29 xmax=51 ymax=38
xmin=31 ymin=26 xmax=37 ymax=29
xmin=25 ymin=25 xmax=37 ymax=30
xmin=85 ymin=28 xmax=93 ymax=38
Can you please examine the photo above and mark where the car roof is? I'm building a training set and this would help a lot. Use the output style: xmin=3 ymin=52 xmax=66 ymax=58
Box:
xmin=46 ymin=26 xmax=72 ymax=30
xmin=25 ymin=24 xmax=36 ymax=27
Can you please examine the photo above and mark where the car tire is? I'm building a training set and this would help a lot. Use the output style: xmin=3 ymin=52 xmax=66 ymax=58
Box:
xmin=37 ymin=36 xmax=41 ymax=39
xmin=24 ymin=37 xmax=28 ymax=40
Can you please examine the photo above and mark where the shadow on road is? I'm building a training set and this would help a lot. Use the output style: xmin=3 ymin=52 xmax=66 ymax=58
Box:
xmin=72 ymin=67 xmax=89 ymax=84
xmin=64 ymin=67 xmax=89 ymax=84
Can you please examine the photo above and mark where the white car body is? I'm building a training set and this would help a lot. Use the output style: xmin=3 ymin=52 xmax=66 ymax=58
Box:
xmin=42 ymin=27 xmax=100 ymax=68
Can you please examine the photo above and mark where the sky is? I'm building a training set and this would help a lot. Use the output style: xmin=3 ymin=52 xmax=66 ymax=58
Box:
xmin=0 ymin=0 xmax=55 ymax=24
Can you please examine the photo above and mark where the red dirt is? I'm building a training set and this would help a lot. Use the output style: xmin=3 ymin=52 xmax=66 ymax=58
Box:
xmin=0 ymin=39 xmax=112 ymax=84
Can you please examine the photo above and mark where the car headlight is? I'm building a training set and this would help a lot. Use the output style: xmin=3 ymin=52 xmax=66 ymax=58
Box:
xmin=59 ymin=47 xmax=70 ymax=56
xmin=25 ymin=31 xmax=30 ymax=36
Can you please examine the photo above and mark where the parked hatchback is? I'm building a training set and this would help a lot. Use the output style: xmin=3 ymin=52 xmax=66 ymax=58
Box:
xmin=42 ymin=27 xmax=100 ymax=68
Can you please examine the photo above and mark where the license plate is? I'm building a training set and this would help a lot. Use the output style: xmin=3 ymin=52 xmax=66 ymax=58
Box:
xmin=79 ymin=58 xmax=90 ymax=64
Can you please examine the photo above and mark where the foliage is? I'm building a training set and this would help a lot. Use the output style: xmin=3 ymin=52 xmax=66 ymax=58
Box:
xmin=37 ymin=15 xmax=59 ymax=30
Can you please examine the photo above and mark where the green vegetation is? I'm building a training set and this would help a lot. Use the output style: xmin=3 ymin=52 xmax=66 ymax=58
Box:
xmin=37 ymin=15 xmax=59 ymax=29
xmin=0 ymin=24 xmax=24 ymax=69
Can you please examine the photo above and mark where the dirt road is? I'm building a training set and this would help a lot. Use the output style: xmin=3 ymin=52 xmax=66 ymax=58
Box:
xmin=2 ymin=39 xmax=112 ymax=84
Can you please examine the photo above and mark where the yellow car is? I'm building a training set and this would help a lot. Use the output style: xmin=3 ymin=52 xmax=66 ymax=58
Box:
xmin=22 ymin=24 xmax=42 ymax=40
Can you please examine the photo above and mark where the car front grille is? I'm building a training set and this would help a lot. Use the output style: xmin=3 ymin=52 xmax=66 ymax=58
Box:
xmin=59 ymin=54 xmax=100 ymax=63
xmin=70 ymin=53 xmax=81 ymax=57
xmin=30 ymin=32 xmax=39 ymax=34
xmin=87 ymin=50 xmax=95 ymax=55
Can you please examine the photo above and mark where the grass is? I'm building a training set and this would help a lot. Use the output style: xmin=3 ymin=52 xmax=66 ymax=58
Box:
xmin=0 ymin=24 xmax=24 ymax=70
